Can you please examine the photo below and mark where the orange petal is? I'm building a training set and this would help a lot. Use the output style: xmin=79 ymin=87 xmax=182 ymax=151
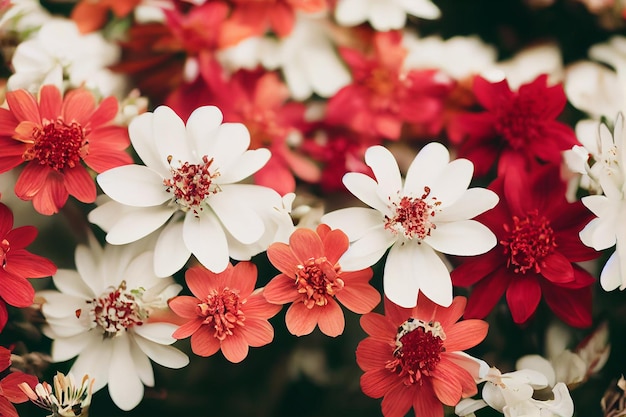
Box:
xmin=444 ymin=320 xmax=488 ymax=352
xmin=285 ymin=301 xmax=319 ymax=336
xmin=38 ymin=85 xmax=62 ymax=121
xmin=63 ymin=166 xmax=96 ymax=203
xmin=262 ymin=274 xmax=298 ymax=305
xmin=321 ymin=227 xmax=349 ymax=264
xmin=172 ymin=318 xmax=203 ymax=339
xmin=190 ymin=327 xmax=221 ymax=357
xmin=6 ymin=90 xmax=40 ymax=124
xmin=267 ymin=242 xmax=299 ymax=275
xmin=360 ymin=368 xmax=402 ymax=399
xmin=229 ymin=261 xmax=257 ymax=298
xmin=289 ymin=227 xmax=324 ymax=261
xmin=356 ymin=337 xmax=392 ymax=371
xmin=335 ymin=280 xmax=380 ymax=314
xmin=317 ymin=298 xmax=344 ymax=337
xmin=186 ymin=264 xmax=229 ymax=299
xmin=168 ymin=295 xmax=200 ymax=319
xmin=220 ymin=331 xmax=249 ymax=363
xmin=240 ymin=317 xmax=274 ymax=347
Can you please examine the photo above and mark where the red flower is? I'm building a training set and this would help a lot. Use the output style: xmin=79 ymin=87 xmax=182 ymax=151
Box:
xmin=71 ymin=0 xmax=142 ymax=33
xmin=0 ymin=346 xmax=38 ymax=417
xmin=356 ymin=295 xmax=487 ymax=417
xmin=264 ymin=224 xmax=380 ymax=337
xmin=451 ymin=74 xmax=578 ymax=177
xmin=325 ymin=30 xmax=452 ymax=141
xmin=169 ymin=262 xmax=281 ymax=363
xmin=0 ymin=85 xmax=132 ymax=215
xmin=451 ymin=165 xmax=599 ymax=328
xmin=0 ymin=203 xmax=56 ymax=330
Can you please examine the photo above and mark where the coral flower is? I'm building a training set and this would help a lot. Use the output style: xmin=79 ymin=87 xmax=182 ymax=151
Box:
xmin=169 ymin=262 xmax=281 ymax=363
xmin=0 ymin=346 xmax=39 ymax=417
xmin=264 ymin=224 xmax=380 ymax=337
xmin=0 ymin=85 xmax=132 ymax=215
xmin=0 ymin=202 xmax=56 ymax=330
xmin=356 ymin=295 xmax=488 ymax=417
xmin=71 ymin=0 xmax=142 ymax=33
xmin=451 ymin=74 xmax=578 ymax=177
xmin=451 ymin=165 xmax=600 ymax=328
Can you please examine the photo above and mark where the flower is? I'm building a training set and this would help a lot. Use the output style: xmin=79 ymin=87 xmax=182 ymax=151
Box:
xmin=169 ymin=261 xmax=281 ymax=363
xmin=451 ymin=165 xmax=600 ymax=327
xmin=264 ymin=224 xmax=380 ymax=337
xmin=0 ymin=346 xmax=39 ymax=417
xmin=37 ymin=239 xmax=189 ymax=411
xmin=452 ymin=74 xmax=578 ymax=177
xmin=89 ymin=105 xmax=286 ymax=277
xmin=322 ymin=142 xmax=498 ymax=308
xmin=19 ymin=372 xmax=94 ymax=417
xmin=334 ymin=0 xmax=441 ymax=31
xmin=0 ymin=85 xmax=132 ymax=215
xmin=0 ymin=202 xmax=56 ymax=330
xmin=71 ymin=0 xmax=142 ymax=33
xmin=356 ymin=295 xmax=488 ymax=417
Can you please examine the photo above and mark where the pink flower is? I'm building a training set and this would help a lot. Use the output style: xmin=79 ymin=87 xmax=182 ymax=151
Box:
xmin=169 ymin=262 xmax=281 ymax=363
xmin=264 ymin=224 xmax=380 ymax=337
xmin=0 ymin=85 xmax=132 ymax=215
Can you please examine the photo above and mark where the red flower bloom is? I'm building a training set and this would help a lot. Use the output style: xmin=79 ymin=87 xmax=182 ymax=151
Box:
xmin=0 ymin=85 xmax=132 ymax=215
xmin=0 ymin=346 xmax=38 ymax=417
xmin=325 ymin=30 xmax=452 ymax=141
xmin=356 ymin=295 xmax=487 ymax=417
xmin=451 ymin=165 xmax=600 ymax=328
xmin=264 ymin=224 xmax=380 ymax=337
xmin=0 ymin=203 xmax=56 ymax=330
xmin=451 ymin=74 xmax=578 ymax=177
xmin=169 ymin=262 xmax=281 ymax=363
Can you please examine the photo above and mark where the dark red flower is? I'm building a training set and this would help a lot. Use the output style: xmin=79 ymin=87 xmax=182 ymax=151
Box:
xmin=451 ymin=74 xmax=578 ymax=177
xmin=451 ymin=166 xmax=600 ymax=328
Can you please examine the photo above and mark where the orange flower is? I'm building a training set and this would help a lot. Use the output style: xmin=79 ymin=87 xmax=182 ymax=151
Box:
xmin=264 ymin=224 xmax=380 ymax=337
xmin=0 ymin=85 xmax=132 ymax=215
xmin=71 ymin=0 xmax=142 ymax=33
xmin=356 ymin=295 xmax=488 ymax=417
xmin=169 ymin=262 xmax=281 ymax=363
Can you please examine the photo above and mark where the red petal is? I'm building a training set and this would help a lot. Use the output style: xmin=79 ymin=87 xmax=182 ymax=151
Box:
xmin=451 ymin=249 xmax=501 ymax=287
xmin=473 ymin=76 xmax=512 ymax=110
xmin=38 ymin=85 xmax=62 ymax=121
xmin=381 ymin=383 xmax=415 ymax=417
xmin=0 ymin=372 xmax=39 ymax=403
xmin=172 ymin=318 xmax=203 ymax=339
xmin=322 ymin=227 xmax=349 ymax=265
xmin=30 ymin=172 xmax=68 ymax=215
xmin=62 ymin=89 xmax=95 ymax=126
xmin=506 ymin=275 xmax=541 ymax=324
xmin=360 ymin=368 xmax=402 ymax=399
xmin=540 ymin=252 xmax=574 ymax=284
xmin=541 ymin=283 xmax=592 ymax=328
xmin=431 ymin=359 xmax=477 ymax=405
xmin=444 ymin=320 xmax=488 ymax=352
xmin=14 ymin=162 xmax=49 ymax=200
xmin=89 ymin=95 xmax=118 ymax=128
xmin=412 ymin=383 xmax=444 ymax=417
xmin=289 ymin=228 xmax=324 ymax=262
xmin=0 ymin=397 xmax=18 ymax=417
xmin=464 ymin=266 xmax=511 ymax=319
xmin=0 ymin=302 xmax=7 ymax=333
xmin=383 ymin=297 xmax=414 ymax=328
xmin=266 ymin=242 xmax=299 ymax=276
xmin=284 ymin=301 xmax=319 ymax=336
xmin=263 ymin=274 xmax=298 ymax=304
xmin=268 ymin=3 xmax=294 ymax=37
xmin=0 ymin=204 xmax=14 ymax=237
xmin=356 ymin=337 xmax=393 ymax=371
xmin=359 ymin=312 xmax=396 ymax=340
xmin=0 ymin=345 xmax=9 ymax=371
xmin=5 ymin=225 xmax=36 ymax=249
xmin=5 ymin=90 xmax=40 ymax=124
xmin=0 ymin=270 xmax=34 ymax=307
xmin=5 ymin=250 xmax=56 ymax=278
xmin=88 ymin=125 xmax=131 ymax=150
xmin=0 ymin=139 xmax=25 ymax=173
xmin=63 ymin=166 xmax=96 ymax=203
xmin=190 ymin=327 xmax=221 ymax=357
xmin=168 ymin=296 xmax=201 ymax=319
xmin=316 ymin=298 xmax=344 ymax=337
xmin=335 ymin=278 xmax=380 ymax=314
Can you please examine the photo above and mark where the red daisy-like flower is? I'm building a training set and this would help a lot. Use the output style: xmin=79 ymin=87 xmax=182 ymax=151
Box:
xmin=169 ymin=262 xmax=281 ymax=363
xmin=451 ymin=74 xmax=578 ymax=177
xmin=0 ymin=202 xmax=56 ymax=330
xmin=356 ymin=295 xmax=487 ymax=417
xmin=0 ymin=85 xmax=132 ymax=215
xmin=0 ymin=346 xmax=38 ymax=417
xmin=325 ymin=30 xmax=452 ymax=141
xmin=264 ymin=224 xmax=380 ymax=337
xmin=451 ymin=165 xmax=600 ymax=328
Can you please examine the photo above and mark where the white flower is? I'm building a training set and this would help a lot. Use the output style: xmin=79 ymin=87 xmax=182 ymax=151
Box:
xmin=7 ymin=18 xmax=125 ymax=96
xmin=0 ymin=0 xmax=50 ymax=34
xmin=321 ymin=143 xmax=498 ymax=308
xmin=89 ymin=105 xmax=288 ymax=277
xmin=334 ymin=0 xmax=440 ymax=31
xmin=20 ymin=372 xmax=94 ymax=417
xmin=37 ymin=239 xmax=189 ymax=411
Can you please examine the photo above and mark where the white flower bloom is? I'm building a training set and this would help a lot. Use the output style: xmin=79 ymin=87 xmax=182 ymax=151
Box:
xmin=20 ymin=372 xmax=94 ymax=417
xmin=7 ymin=18 xmax=125 ymax=97
xmin=321 ymin=143 xmax=498 ymax=308
xmin=503 ymin=383 xmax=574 ymax=417
xmin=0 ymin=0 xmax=50 ymax=34
xmin=90 ymin=105 xmax=289 ymax=277
xmin=38 ymin=239 xmax=189 ymax=412
xmin=334 ymin=0 xmax=440 ymax=31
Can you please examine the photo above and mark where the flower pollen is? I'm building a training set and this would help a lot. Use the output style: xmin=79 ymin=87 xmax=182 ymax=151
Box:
xmin=197 ymin=288 xmax=245 ymax=341
xmin=164 ymin=155 xmax=221 ymax=215
xmin=89 ymin=281 xmax=145 ymax=338
xmin=501 ymin=209 xmax=557 ymax=274
xmin=385 ymin=187 xmax=441 ymax=241
xmin=388 ymin=318 xmax=446 ymax=385
xmin=22 ymin=119 xmax=88 ymax=172
xmin=295 ymin=257 xmax=344 ymax=309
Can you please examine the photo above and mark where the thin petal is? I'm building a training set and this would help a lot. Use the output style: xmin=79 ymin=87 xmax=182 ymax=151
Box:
xmin=108 ymin=336 xmax=144 ymax=411
xmin=154 ymin=219 xmax=190 ymax=277
xmin=97 ymin=165 xmax=170 ymax=207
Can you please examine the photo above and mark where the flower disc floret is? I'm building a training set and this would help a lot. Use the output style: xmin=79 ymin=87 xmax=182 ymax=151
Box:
xmin=89 ymin=281 xmax=146 ymax=338
xmin=501 ymin=210 xmax=557 ymax=274
xmin=197 ymin=287 xmax=245 ymax=341
xmin=295 ymin=257 xmax=344 ymax=309
xmin=385 ymin=187 xmax=441 ymax=241
xmin=164 ymin=155 xmax=221 ymax=215
xmin=23 ymin=119 xmax=87 ymax=172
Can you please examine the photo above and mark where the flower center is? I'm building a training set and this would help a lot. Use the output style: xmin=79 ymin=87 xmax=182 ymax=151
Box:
xmin=197 ymin=287 xmax=245 ymax=341
xmin=164 ymin=155 xmax=221 ymax=215
xmin=384 ymin=187 xmax=441 ymax=241
xmin=388 ymin=318 xmax=446 ymax=385
xmin=295 ymin=257 xmax=344 ymax=309
xmin=0 ymin=238 xmax=9 ymax=268
xmin=501 ymin=209 xmax=557 ymax=274
xmin=494 ymin=97 xmax=538 ymax=150
xmin=22 ymin=119 xmax=88 ymax=172
xmin=88 ymin=281 xmax=146 ymax=338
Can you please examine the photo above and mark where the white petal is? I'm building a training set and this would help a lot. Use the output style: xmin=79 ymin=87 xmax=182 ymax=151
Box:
xmin=539 ymin=383 xmax=574 ymax=417
xmin=51 ymin=269 xmax=94 ymax=299
xmin=415 ymin=245 xmax=453 ymax=307
xmin=43 ymin=318 xmax=88 ymax=338
xmin=456 ymin=399 xmax=488 ymax=417
xmin=133 ymin=336 xmax=189 ymax=369
xmin=322 ymin=207 xmax=385 ymax=241
xmin=428 ymin=158 xmax=474 ymax=208
xmin=365 ymin=146 xmax=402 ymax=200
xmin=216 ymin=148 xmax=270 ymax=184
xmin=108 ymin=336 xmax=145 ymax=411
xmin=339 ymin=226 xmax=395 ymax=271
xmin=71 ymin=338 xmax=113 ymax=393
xmin=398 ymin=0 xmax=441 ymax=19
xmin=482 ymin=382 xmax=507 ymax=412
xmin=283 ymin=61 xmax=313 ymax=101
xmin=102 ymin=206 xmax=175 ymax=245
xmin=50 ymin=331 xmax=93 ymax=362
xmin=183 ymin=211 xmax=229 ymax=273
xmin=582 ymin=214 xmax=617 ymax=251
xmin=334 ymin=0 xmax=369 ymax=26
xmin=552 ymin=350 xmax=587 ymax=386
xmin=342 ymin=172 xmax=389 ymax=213
xmin=123 ymin=251 xmax=160 ymax=288
xmin=436 ymin=188 xmax=499 ymax=222
xmin=403 ymin=142 xmax=450 ymax=197
xmin=154 ymin=220 xmax=190 ymax=277
xmin=425 ymin=220 xmax=497 ymax=256
xmin=133 ymin=323 xmax=178 ymax=345
xmin=74 ymin=245 xmax=105 ymax=296
xmin=186 ymin=106 xmax=223 ymax=158
xmin=369 ymin=2 xmax=406 ymax=31
xmin=153 ymin=106 xmax=193 ymax=166
xmin=600 ymin=250 xmax=621 ymax=291
xmin=211 ymin=123 xmax=251 ymax=171
xmin=128 ymin=112 xmax=169 ymax=175
xmin=39 ymin=291 xmax=87 ymax=319
xmin=581 ymin=194 xmax=610 ymax=217
xmin=97 ymin=165 xmax=169 ymax=207
xmin=304 ymin=40 xmax=351 ymax=98
xmin=515 ymin=355 xmax=556 ymax=387
xmin=208 ymin=186 xmax=264 ymax=244
xmin=564 ymin=61 xmax=622 ymax=118
xmin=383 ymin=243 xmax=421 ymax=307
xmin=130 ymin=339 xmax=155 ymax=387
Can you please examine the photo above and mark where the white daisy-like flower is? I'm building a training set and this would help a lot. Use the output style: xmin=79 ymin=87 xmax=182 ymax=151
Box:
xmin=321 ymin=143 xmax=498 ymax=308
xmin=89 ymin=105 xmax=288 ymax=277
xmin=7 ymin=18 xmax=125 ymax=96
xmin=37 ymin=239 xmax=189 ymax=411
xmin=334 ymin=0 xmax=440 ymax=31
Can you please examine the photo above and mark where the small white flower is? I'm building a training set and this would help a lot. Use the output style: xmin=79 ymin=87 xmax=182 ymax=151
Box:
xmin=20 ymin=372 xmax=94 ymax=417
xmin=334 ymin=0 xmax=440 ymax=31
xmin=321 ymin=143 xmax=498 ymax=308
xmin=90 ymin=105 xmax=288 ymax=277
xmin=38 ymin=239 xmax=189 ymax=411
